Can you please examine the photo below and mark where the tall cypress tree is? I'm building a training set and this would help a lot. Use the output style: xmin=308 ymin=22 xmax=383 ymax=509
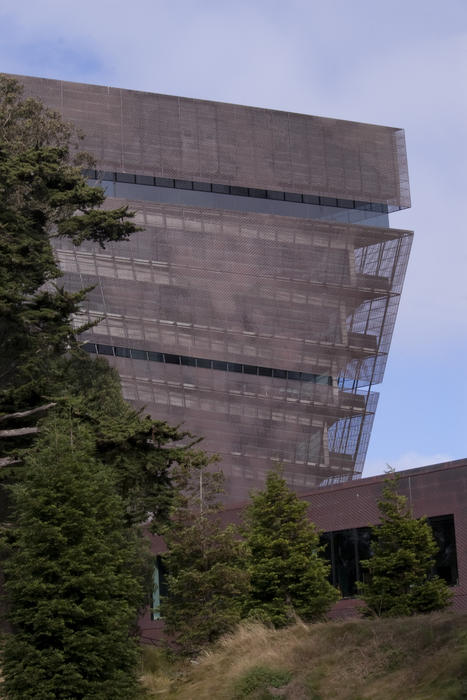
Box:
xmin=358 ymin=473 xmax=452 ymax=617
xmin=1 ymin=415 xmax=150 ymax=699
xmin=243 ymin=471 xmax=339 ymax=627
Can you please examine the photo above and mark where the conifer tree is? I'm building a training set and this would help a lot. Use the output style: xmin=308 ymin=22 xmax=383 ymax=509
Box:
xmin=0 ymin=73 xmax=137 ymax=466
xmin=243 ymin=471 xmax=339 ymax=627
xmin=1 ymin=414 xmax=150 ymax=699
xmin=55 ymin=353 xmax=213 ymax=530
xmin=0 ymin=74 xmax=210 ymax=525
xmin=358 ymin=472 xmax=452 ymax=617
xmin=160 ymin=470 xmax=250 ymax=655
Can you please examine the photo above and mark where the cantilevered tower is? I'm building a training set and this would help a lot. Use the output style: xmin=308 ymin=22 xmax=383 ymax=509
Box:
xmin=18 ymin=75 xmax=412 ymax=502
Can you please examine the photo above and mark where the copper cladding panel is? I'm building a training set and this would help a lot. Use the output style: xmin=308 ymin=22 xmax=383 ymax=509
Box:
xmin=11 ymin=74 xmax=413 ymax=501
xmin=17 ymin=74 xmax=410 ymax=209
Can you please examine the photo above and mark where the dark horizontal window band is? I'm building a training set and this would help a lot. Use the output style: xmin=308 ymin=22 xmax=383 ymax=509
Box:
xmin=82 ymin=169 xmax=390 ymax=214
xmin=82 ymin=342 xmax=332 ymax=385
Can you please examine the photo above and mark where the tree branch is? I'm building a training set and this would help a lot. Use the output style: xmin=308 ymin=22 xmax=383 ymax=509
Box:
xmin=0 ymin=456 xmax=22 ymax=467
xmin=0 ymin=427 xmax=39 ymax=438
xmin=0 ymin=402 xmax=56 ymax=423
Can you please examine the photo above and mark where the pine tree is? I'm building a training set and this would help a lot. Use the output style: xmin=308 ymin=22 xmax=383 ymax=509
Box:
xmin=0 ymin=73 xmax=137 ymax=465
xmin=1 ymin=414 xmax=150 ymax=699
xmin=160 ymin=470 xmax=250 ymax=655
xmin=358 ymin=472 xmax=452 ymax=617
xmin=0 ymin=74 xmax=215 ymax=691
xmin=55 ymin=352 xmax=214 ymax=530
xmin=243 ymin=471 xmax=339 ymax=627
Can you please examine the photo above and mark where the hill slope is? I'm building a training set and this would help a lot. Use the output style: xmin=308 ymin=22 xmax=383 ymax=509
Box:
xmin=142 ymin=612 xmax=467 ymax=699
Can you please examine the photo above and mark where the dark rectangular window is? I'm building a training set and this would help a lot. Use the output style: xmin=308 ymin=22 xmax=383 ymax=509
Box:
xmin=96 ymin=344 xmax=114 ymax=356
xmin=267 ymin=190 xmax=284 ymax=200
xmin=174 ymin=179 xmax=193 ymax=190
xmin=355 ymin=201 xmax=372 ymax=211
xmin=333 ymin=529 xmax=359 ymax=597
xmin=301 ymin=372 xmax=317 ymax=383
xmin=212 ymin=183 xmax=230 ymax=194
xmin=249 ymin=188 xmax=267 ymax=198
xmin=116 ymin=172 xmax=135 ymax=183
xmin=287 ymin=370 xmax=301 ymax=381
xmin=228 ymin=362 xmax=243 ymax=373
xmin=321 ymin=196 xmax=338 ymax=207
xmin=428 ymin=515 xmax=458 ymax=585
xmin=285 ymin=192 xmax=302 ymax=203
xmin=151 ymin=555 xmax=168 ymax=621
xmin=82 ymin=342 xmax=97 ymax=353
xmin=98 ymin=171 xmax=115 ymax=182
xmin=164 ymin=353 xmax=180 ymax=365
xmin=196 ymin=358 xmax=212 ymax=369
xmin=115 ymin=346 xmax=131 ymax=358
xmin=130 ymin=348 xmax=148 ymax=360
xmin=181 ymin=355 xmax=196 ymax=366
xmin=337 ymin=199 xmax=354 ymax=209
xmin=231 ymin=186 xmax=249 ymax=197
xmin=135 ymin=174 xmax=155 ymax=186
xmin=243 ymin=365 xmax=258 ymax=375
xmin=258 ymin=366 xmax=273 ymax=377
xmin=148 ymin=351 xmax=164 ymax=362
xmin=82 ymin=168 xmax=97 ymax=179
xmin=323 ymin=518 xmax=458 ymax=599
xmin=303 ymin=194 xmax=320 ymax=205
xmin=193 ymin=181 xmax=211 ymax=192
xmin=155 ymin=177 xmax=174 ymax=188
xmin=273 ymin=368 xmax=286 ymax=379
xmin=212 ymin=360 xmax=228 ymax=371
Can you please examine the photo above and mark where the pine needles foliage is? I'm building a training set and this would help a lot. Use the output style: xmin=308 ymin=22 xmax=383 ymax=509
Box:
xmin=1 ymin=415 xmax=149 ymax=699
xmin=160 ymin=470 xmax=250 ymax=656
xmin=0 ymin=74 xmax=214 ymax=694
xmin=0 ymin=74 xmax=137 ymax=421
xmin=358 ymin=472 xmax=452 ymax=617
xmin=242 ymin=471 xmax=339 ymax=627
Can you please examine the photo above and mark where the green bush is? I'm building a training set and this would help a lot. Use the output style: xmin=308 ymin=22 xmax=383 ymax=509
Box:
xmin=233 ymin=665 xmax=292 ymax=698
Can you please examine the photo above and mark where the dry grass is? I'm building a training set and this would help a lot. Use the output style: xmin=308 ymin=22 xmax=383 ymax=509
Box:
xmin=142 ymin=612 xmax=467 ymax=699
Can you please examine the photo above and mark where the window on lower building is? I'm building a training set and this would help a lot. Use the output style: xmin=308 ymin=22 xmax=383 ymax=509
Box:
xmin=151 ymin=556 xmax=168 ymax=621
xmin=320 ymin=514 xmax=458 ymax=598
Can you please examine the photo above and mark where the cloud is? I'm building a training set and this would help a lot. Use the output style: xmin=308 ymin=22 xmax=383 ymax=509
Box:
xmin=1 ymin=0 xmax=465 ymax=466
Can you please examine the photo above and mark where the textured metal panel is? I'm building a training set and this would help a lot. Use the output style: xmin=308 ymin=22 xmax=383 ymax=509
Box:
xmin=16 ymin=74 xmax=410 ymax=209
xmin=56 ymin=198 xmax=411 ymax=500
xmin=13 ymin=74 xmax=413 ymax=502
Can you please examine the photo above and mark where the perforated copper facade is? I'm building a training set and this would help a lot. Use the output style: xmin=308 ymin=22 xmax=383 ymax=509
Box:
xmin=17 ymin=75 xmax=413 ymax=502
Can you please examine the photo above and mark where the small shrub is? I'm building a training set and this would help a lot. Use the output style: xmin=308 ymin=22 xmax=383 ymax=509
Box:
xmin=233 ymin=665 xmax=292 ymax=698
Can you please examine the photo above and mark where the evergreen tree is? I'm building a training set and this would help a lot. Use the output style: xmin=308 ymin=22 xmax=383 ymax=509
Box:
xmin=160 ymin=470 xmax=250 ymax=655
xmin=1 ymin=414 xmax=150 ymax=699
xmin=0 ymin=75 xmax=215 ymax=691
xmin=358 ymin=472 xmax=452 ymax=617
xmin=0 ymin=74 xmax=210 ymax=525
xmin=55 ymin=353 xmax=213 ymax=530
xmin=0 ymin=73 xmax=137 ymax=464
xmin=243 ymin=471 xmax=339 ymax=627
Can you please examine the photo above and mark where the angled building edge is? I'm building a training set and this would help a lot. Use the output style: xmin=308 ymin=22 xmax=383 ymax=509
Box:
xmin=14 ymin=73 xmax=413 ymax=502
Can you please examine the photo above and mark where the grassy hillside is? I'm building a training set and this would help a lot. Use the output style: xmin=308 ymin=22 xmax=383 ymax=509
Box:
xmin=141 ymin=612 xmax=467 ymax=699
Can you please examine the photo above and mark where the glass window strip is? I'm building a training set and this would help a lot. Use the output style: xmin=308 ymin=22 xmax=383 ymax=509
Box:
xmin=82 ymin=342 xmax=332 ymax=384
xmin=321 ymin=514 xmax=458 ymax=598
xmin=82 ymin=169 xmax=391 ymax=214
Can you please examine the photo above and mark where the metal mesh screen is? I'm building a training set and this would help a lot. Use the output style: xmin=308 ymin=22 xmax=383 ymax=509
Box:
xmin=14 ymin=73 xmax=413 ymax=502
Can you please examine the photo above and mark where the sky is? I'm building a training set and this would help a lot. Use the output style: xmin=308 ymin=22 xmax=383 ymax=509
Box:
xmin=1 ymin=0 xmax=466 ymax=477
